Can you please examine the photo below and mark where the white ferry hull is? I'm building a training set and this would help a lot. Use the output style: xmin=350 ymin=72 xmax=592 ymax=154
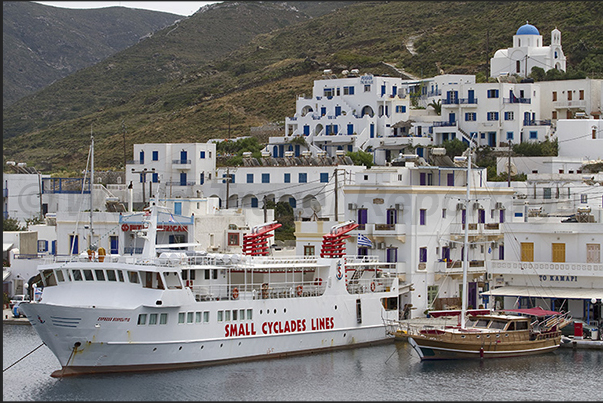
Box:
xmin=23 ymin=291 xmax=396 ymax=377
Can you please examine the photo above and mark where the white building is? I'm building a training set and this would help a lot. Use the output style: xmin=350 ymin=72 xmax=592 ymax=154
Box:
xmin=3 ymin=171 xmax=49 ymax=225
xmin=490 ymin=23 xmax=566 ymax=78
xmin=484 ymin=216 xmax=603 ymax=324
xmin=330 ymin=160 xmax=515 ymax=317
xmin=125 ymin=142 xmax=217 ymax=202
xmin=556 ymin=118 xmax=603 ymax=160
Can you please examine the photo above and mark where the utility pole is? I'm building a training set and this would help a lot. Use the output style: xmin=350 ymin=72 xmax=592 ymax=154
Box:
xmin=225 ymin=167 xmax=231 ymax=209
xmin=334 ymin=168 xmax=338 ymax=222
xmin=131 ymin=168 xmax=155 ymax=209
xmin=507 ymin=140 xmax=512 ymax=187
xmin=263 ymin=195 xmax=268 ymax=223
xmin=122 ymin=120 xmax=127 ymax=172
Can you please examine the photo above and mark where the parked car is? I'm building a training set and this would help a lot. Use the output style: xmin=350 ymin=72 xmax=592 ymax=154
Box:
xmin=9 ymin=294 xmax=30 ymax=309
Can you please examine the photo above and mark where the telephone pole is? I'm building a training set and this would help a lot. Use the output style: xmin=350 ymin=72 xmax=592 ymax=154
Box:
xmin=507 ymin=140 xmax=512 ymax=187
xmin=334 ymin=168 xmax=338 ymax=222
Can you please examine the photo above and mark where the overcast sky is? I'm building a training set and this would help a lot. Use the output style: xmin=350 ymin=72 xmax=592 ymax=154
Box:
xmin=34 ymin=2 xmax=220 ymax=16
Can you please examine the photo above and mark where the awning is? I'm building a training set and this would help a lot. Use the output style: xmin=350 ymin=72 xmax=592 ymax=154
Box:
xmin=3 ymin=270 xmax=10 ymax=281
xmin=3 ymin=243 xmax=14 ymax=252
xmin=481 ymin=286 xmax=603 ymax=300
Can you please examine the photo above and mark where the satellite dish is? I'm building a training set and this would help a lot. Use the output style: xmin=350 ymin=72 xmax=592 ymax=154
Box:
xmin=310 ymin=199 xmax=322 ymax=213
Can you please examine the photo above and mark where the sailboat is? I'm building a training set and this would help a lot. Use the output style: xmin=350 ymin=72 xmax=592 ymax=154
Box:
xmin=404 ymin=145 xmax=572 ymax=360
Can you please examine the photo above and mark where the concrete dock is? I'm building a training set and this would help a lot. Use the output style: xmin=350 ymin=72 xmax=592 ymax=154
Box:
xmin=3 ymin=308 xmax=31 ymax=325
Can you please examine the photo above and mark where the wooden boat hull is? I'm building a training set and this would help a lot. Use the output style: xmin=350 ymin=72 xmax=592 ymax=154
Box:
xmin=408 ymin=334 xmax=561 ymax=360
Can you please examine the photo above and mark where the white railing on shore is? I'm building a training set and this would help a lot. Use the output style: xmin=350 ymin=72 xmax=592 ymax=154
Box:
xmin=491 ymin=260 xmax=603 ymax=276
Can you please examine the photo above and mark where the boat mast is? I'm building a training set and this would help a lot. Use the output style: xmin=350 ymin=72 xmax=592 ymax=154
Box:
xmin=460 ymin=144 xmax=472 ymax=329
xmin=89 ymin=132 xmax=95 ymax=251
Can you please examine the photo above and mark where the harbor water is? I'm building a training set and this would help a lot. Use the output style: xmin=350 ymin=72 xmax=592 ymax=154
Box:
xmin=3 ymin=324 xmax=602 ymax=401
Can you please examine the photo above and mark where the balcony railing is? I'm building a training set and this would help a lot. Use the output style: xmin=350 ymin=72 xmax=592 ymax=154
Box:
xmin=165 ymin=181 xmax=196 ymax=187
xmin=490 ymin=260 xmax=603 ymax=276
xmin=523 ymin=119 xmax=552 ymax=126
xmin=504 ymin=97 xmax=531 ymax=104
xmin=432 ymin=121 xmax=457 ymax=127
xmin=172 ymin=159 xmax=192 ymax=165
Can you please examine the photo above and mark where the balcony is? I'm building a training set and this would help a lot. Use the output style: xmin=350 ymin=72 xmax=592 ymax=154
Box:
xmin=165 ymin=181 xmax=196 ymax=187
xmin=127 ymin=159 xmax=143 ymax=165
xmin=489 ymin=260 xmax=603 ymax=277
xmin=360 ymin=223 xmax=407 ymax=237
xmin=449 ymin=223 xmax=503 ymax=242
xmin=504 ymin=97 xmax=531 ymax=104
xmin=432 ymin=121 xmax=457 ymax=127
xmin=434 ymin=260 xmax=487 ymax=280
xmin=553 ymin=99 xmax=587 ymax=109
xmin=172 ymin=159 xmax=192 ymax=170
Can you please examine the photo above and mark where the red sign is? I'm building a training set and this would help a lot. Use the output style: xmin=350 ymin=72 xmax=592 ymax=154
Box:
xmin=121 ymin=224 xmax=187 ymax=232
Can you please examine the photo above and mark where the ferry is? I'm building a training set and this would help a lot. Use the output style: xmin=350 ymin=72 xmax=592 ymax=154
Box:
xmin=20 ymin=203 xmax=407 ymax=377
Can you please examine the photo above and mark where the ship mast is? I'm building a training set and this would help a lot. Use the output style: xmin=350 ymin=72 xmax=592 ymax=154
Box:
xmin=460 ymin=143 xmax=472 ymax=329
xmin=89 ymin=132 xmax=95 ymax=251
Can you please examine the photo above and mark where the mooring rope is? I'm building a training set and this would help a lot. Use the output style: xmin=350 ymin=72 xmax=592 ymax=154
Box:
xmin=3 ymin=342 xmax=45 ymax=372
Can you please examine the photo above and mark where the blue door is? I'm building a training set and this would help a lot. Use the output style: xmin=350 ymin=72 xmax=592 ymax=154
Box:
xmin=69 ymin=235 xmax=78 ymax=255
xmin=180 ymin=173 xmax=187 ymax=186
xmin=180 ymin=150 xmax=187 ymax=163
xmin=174 ymin=202 xmax=182 ymax=215
xmin=489 ymin=132 xmax=496 ymax=147
xmin=370 ymin=124 xmax=375 ymax=138
xmin=468 ymin=90 xmax=475 ymax=104
xmin=110 ymin=236 xmax=119 ymax=255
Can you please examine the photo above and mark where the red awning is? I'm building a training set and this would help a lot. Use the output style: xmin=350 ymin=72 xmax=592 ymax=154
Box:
xmin=428 ymin=309 xmax=491 ymax=318
xmin=503 ymin=307 xmax=561 ymax=316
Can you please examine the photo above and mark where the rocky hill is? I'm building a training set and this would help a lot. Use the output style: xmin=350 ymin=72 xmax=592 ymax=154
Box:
xmin=2 ymin=1 xmax=183 ymax=107
xmin=3 ymin=1 xmax=602 ymax=173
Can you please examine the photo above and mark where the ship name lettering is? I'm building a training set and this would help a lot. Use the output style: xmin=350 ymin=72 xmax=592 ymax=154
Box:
xmin=97 ymin=316 xmax=131 ymax=322
xmin=261 ymin=319 xmax=306 ymax=335
xmin=311 ymin=317 xmax=334 ymax=331
xmin=225 ymin=322 xmax=257 ymax=337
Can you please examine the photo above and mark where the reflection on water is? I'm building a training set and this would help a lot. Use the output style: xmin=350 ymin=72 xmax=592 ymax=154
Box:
xmin=4 ymin=325 xmax=601 ymax=401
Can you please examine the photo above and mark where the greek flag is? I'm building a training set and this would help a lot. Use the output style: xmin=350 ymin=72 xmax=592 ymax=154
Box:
xmin=357 ymin=234 xmax=373 ymax=247
xmin=169 ymin=213 xmax=176 ymax=223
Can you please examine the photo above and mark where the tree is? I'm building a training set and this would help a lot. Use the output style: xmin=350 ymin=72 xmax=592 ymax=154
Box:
xmin=346 ymin=150 xmax=373 ymax=167
xmin=529 ymin=66 xmax=545 ymax=81
xmin=442 ymin=138 xmax=468 ymax=158
xmin=3 ymin=216 xmax=25 ymax=231
xmin=428 ymin=99 xmax=442 ymax=115
xmin=513 ymin=138 xmax=558 ymax=156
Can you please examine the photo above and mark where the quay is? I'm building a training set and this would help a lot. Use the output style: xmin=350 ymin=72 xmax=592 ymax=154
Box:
xmin=3 ymin=308 xmax=31 ymax=325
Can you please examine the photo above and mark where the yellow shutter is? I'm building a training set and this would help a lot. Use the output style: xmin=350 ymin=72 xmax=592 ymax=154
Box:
xmin=552 ymin=243 xmax=565 ymax=263
xmin=521 ymin=242 xmax=534 ymax=262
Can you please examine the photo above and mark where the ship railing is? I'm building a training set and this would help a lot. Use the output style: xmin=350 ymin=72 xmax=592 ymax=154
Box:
xmin=346 ymin=277 xmax=395 ymax=294
xmin=190 ymin=279 xmax=328 ymax=302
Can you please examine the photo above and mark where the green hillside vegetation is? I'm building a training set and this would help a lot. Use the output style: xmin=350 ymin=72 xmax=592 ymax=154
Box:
xmin=2 ymin=1 xmax=182 ymax=107
xmin=3 ymin=1 xmax=602 ymax=173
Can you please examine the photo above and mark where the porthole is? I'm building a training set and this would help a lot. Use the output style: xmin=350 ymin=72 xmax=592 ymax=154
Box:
xmin=153 ymin=347 xmax=157 ymax=352
xmin=220 ymin=343 xmax=223 ymax=347
xmin=201 ymin=345 xmax=204 ymax=349
xmin=476 ymin=335 xmax=480 ymax=339
xmin=274 ymin=309 xmax=277 ymax=314
xmin=343 ymin=333 xmax=346 ymax=337
xmin=335 ymin=305 xmax=338 ymax=310
xmin=486 ymin=335 xmax=490 ymax=338
xmin=284 ymin=308 xmax=287 ymax=313
xmin=461 ymin=335 xmax=466 ymax=339
xmin=238 ymin=342 xmax=241 ymax=346
xmin=260 ymin=310 xmax=263 ymax=314
xmin=179 ymin=346 xmax=182 ymax=350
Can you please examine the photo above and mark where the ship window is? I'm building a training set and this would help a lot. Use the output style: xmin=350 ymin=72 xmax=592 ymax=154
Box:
xmin=128 ymin=271 xmax=140 ymax=284
xmin=187 ymin=312 xmax=194 ymax=323
xmin=178 ymin=312 xmax=185 ymax=324
xmin=217 ymin=311 xmax=223 ymax=322
xmin=160 ymin=313 xmax=168 ymax=325
xmin=225 ymin=310 xmax=231 ymax=321
xmin=507 ymin=322 xmax=515 ymax=331
xmin=247 ymin=309 xmax=253 ymax=320
xmin=106 ymin=270 xmax=117 ymax=281
xmin=55 ymin=270 xmax=65 ymax=282
xmin=240 ymin=309 xmax=245 ymax=320
xmin=138 ymin=314 xmax=147 ymax=325
xmin=117 ymin=270 xmax=125 ymax=282
xmin=195 ymin=312 xmax=202 ymax=323
xmin=490 ymin=320 xmax=507 ymax=329
xmin=95 ymin=270 xmax=105 ymax=281
xmin=72 ymin=269 xmax=83 ymax=281
xmin=41 ymin=269 xmax=58 ymax=287
xmin=149 ymin=313 xmax=158 ymax=325
xmin=203 ymin=311 xmax=209 ymax=323
xmin=515 ymin=321 xmax=528 ymax=330
xmin=232 ymin=310 xmax=238 ymax=321
xmin=83 ymin=269 xmax=94 ymax=281
xmin=475 ymin=319 xmax=489 ymax=327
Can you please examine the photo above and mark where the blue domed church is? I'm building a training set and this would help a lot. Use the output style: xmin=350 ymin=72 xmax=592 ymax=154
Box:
xmin=490 ymin=22 xmax=566 ymax=78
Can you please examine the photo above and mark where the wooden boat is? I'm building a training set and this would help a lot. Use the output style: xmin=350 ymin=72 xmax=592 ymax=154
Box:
xmin=399 ymin=143 xmax=571 ymax=360
xmin=407 ymin=307 xmax=572 ymax=360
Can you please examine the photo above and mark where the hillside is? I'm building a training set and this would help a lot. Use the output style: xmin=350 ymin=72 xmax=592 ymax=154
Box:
xmin=3 ymin=1 xmax=602 ymax=173
xmin=2 ymin=1 xmax=183 ymax=107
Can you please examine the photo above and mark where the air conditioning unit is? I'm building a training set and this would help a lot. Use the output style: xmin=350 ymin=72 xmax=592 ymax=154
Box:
xmin=495 ymin=202 xmax=503 ymax=209
xmin=395 ymin=203 xmax=404 ymax=211
xmin=377 ymin=242 xmax=386 ymax=249
xmin=348 ymin=203 xmax=357 ymax=210
xmin=456 ymin=203 xmax=466 ymax=211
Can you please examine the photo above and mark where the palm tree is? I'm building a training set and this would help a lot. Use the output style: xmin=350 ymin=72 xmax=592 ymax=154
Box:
xmin=428 ymin=99 xmax=442 ymax=116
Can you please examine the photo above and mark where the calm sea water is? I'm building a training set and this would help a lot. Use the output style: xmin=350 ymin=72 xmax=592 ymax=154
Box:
xmin=3 ymin=324 xmax=602 ymax=401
